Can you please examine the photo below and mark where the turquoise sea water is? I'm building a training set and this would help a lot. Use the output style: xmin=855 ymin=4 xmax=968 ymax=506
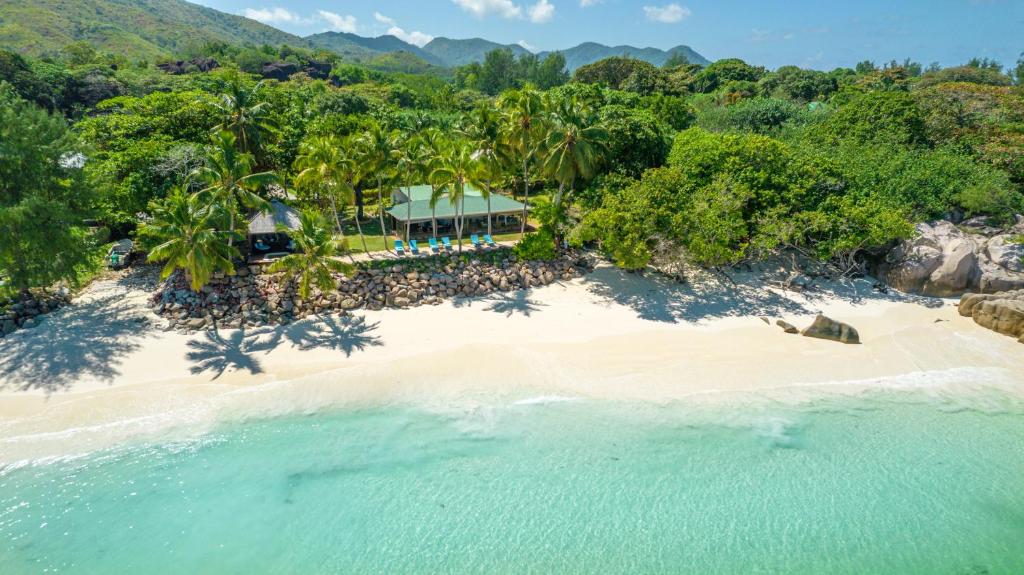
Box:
xmin=2 ymin=386 xmax=1024 ymax=574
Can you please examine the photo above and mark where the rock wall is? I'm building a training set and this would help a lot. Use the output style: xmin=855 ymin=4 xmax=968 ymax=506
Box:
xmin=882 ymin=217 xmax=1024 ymax=297
xmin=0 ymin=290 xmax=71 ymax=338
xmin=959 ymin=290 xmax=1024 ymax=343
xmin=150 ymin=251 xmax=590 ymax=331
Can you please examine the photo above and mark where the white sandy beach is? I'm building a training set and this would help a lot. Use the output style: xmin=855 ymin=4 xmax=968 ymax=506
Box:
xmin=2 ymin=263 xmax=1023 ymax=464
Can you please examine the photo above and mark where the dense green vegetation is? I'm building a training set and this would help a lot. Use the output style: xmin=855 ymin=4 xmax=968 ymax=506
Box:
xmin=2 ymin=34 xmax=1023 ymax=295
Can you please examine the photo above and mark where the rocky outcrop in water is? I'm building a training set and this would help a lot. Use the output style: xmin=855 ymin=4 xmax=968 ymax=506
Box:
xmin=958 ymin=290 xmax=1024 ymax=343
xmin=881 ymin=218 xmax=1024 ymax=297
xmin=150 ymin=251 xmax=590 ymax=332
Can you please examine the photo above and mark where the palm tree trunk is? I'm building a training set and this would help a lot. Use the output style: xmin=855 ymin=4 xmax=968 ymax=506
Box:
xmin=486 ymin=186 xmax=492 ymax=236
xmin=430 ymin=185 xmax=438 ymax=238
xmin=553 ymin=181 xmax=565 ymax=252
xmin=405 ymin=184 xmax=412 ymax=242
xmin=458 ymin=192 xmax=465 ymax=254
xmin=520 ymin=160 xmax=529 ymax=234
xmin=354 ymin=216 xmax=370 ymax=257
xmin=228 ymin=210 xmax=236 ymax=248
xmin=329 ymin=196 xmax=341 ymax=234
xmin=376 ymin=177 xmax=389 ymax=251
xmin=355 ymin=183 xmax=365 ymax=220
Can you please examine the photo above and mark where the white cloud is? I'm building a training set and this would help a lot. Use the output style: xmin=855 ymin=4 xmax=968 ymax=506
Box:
xmin=452 ymin=0 xmax=523 ymax=19
xmin=242 ymin=7 xmax=304 ymax=24
xmin=374 ymin=12 xmax=396 ymax=26
xmin=580 ymin=0 xmax=601 ymax=6
xmin=318 ymin=10 xmax=358 ymax=33
xmin=528 ymin=0 xmax=555 ymax=23
xmin=643 ymin=3 xmax=691 ymax=24
xmin=749 ymin=28 xmax=771 ymax=43
xmin=517 ymin=39 xmax=536 ymax=52
xmin=387 ymin=26 xmax=435 ymax=47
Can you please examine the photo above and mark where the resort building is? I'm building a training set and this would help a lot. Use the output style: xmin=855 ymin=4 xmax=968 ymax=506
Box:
xmin=387 ymin=185 xmax=527 ymax=239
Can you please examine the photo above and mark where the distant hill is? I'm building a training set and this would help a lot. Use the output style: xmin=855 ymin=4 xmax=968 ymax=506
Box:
xmin=540 ymin=43 xmax=710 ymax=71
xmin=422 ymin=37 xmax=532 ymax=67
xmin=306 ymin=32 xmax=444 ymax=67
xmin=0 ymin=0 xmax=304 ymax=61
xmin=0 ymin=0 xmax=711 ymax=73
xmin=421 ymin=37 xmax=709 ymax=70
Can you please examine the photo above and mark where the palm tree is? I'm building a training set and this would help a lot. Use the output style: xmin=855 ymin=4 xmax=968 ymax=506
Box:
xmin=541 ymin=96 xmax=609 ymax=249
xmin=461 ymin=103 xmax=509 ymax=237
xmin=336 ymin=138 xmax=371 ymax=256
xmin=416 ymin=128 xmax=447 ymax=238
xmin=194 ymin=131 xmax=276 ymax=246
xmin=499 ymin=88 xmax=545 ymax=234
xmin=141 ymin=188 xmax=238 ymax=291
xmin=268 ymin=209 xmax=353 ymax=300
xmin=212 ymin=71 xmax=278 ymax=162
xmin=356 ymin=122 xmax=400 ymax=251
xmin=431 ymin=142 xmax=477 ymax=254
xmin=396 ymin=136 xmax=423 ymax=242
xmin=293 ymin=135 xmax=350 ymax=234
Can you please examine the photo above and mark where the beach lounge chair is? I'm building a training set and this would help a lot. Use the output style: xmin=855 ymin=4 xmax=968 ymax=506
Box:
xmin=410 ymin=240 xmax=420 ymax=255
xmin=484 ymin=234 xmax=497 ymax=247
xmin=395 ymin=239 xmax=405 ymax=256
xmin=441 ymin=237 xmax=452 ymax=251
xmin=470 ymin=234 xmax=481 ymax=249
xmin=428 ymin=237 xmax=440 ymax=254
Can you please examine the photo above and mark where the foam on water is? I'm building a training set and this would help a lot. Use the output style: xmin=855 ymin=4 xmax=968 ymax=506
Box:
xmin=2 ymin=377 xmax=1023 ymax=574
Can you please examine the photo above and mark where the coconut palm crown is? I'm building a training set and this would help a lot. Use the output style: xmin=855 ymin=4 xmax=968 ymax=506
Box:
xmin=267 ymin=209 xmax=353 ymax=300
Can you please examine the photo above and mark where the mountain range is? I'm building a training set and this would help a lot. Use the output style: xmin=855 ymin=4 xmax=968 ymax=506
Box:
xmin=0 ymin=0 xmax=710 ymax=71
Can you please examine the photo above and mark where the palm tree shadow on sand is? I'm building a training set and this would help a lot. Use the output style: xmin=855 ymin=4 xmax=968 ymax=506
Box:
xmin=187 ymin=329 xmax=269 ymax=379
xmin=278 ymin=315 xmax=384 ymax=355
xmin=185 ymin=314 xmax=383 ymax=378
xmin=482 ymin=291 xmax=547 ymax=317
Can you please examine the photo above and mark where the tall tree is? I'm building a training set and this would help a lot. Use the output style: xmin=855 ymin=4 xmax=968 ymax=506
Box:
xmin=335 ymin=137 xmax=371 ymax=256
xmin=356 ymin=122 xmax=399 ymax=251
xmin=193 ymin=131 xmax=276 ymax=246
xmin=396 ymin=136 xmax=423 ymax=242
xmin=431 ymin=143 xmax=477 ymax=254
xmin=293 ymin=135 xmax=346 ymax=233
xmin=542 ymin=96 xmax=609 ymax=248
xmin=461 ymin=103 xmax=509 ymax=236
xmin=0 ymin=84 xmax=95 ymax=294
xmin=499 ymin=88 xmax=546 ymax=234
xmin=268 ymin=209 xmax=352 ymax=300
xmin=416 ymin=128 xmax=447 ymax=238
xmin=212 ymin=71 xmax=278 ymax=162
xmin=141 ymin=188 xmax=238 ymax=291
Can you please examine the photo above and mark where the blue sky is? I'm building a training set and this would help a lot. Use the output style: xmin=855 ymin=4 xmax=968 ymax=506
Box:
xmin=193 ymin=0 xmax=1023 ymax=70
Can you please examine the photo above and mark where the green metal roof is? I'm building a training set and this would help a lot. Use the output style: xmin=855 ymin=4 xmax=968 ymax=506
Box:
xmin=397 ymin=184 xmax=483 ymax=202
xmin=388 ymin=187 xmax=526 ymax=223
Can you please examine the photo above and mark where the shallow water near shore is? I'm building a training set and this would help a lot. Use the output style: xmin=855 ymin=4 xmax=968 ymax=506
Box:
xmin=2 ymin=381 xmax=1024 ymax=574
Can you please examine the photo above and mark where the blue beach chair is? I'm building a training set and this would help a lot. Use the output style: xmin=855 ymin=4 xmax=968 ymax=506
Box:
xmin=484 ymin=234 xmax=497 ymax=247
xmin=441 ymin=237 xmax=452 ymax=251
xmin=394 ymin=239 xmax=405 ymax=256
xmin=470 ymin=234 xmax=481 ymax=249
xmin=428 ymin=237 xmax=440 ymax=254
xmin=410 ymin=239 xmax=420 ymax=255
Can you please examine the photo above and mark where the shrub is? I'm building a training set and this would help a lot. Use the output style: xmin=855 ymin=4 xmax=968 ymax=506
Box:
xmin=514 ymin=230 xmax=558 ymax=261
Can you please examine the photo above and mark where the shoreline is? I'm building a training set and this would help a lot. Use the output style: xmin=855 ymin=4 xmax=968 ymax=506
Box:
xmin=2 ymin=263 xmax=1024 ymax=465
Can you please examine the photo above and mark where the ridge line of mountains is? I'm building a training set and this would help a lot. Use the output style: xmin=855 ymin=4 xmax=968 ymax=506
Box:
xmin=0 ymin=0 xmax=710 ymax=71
